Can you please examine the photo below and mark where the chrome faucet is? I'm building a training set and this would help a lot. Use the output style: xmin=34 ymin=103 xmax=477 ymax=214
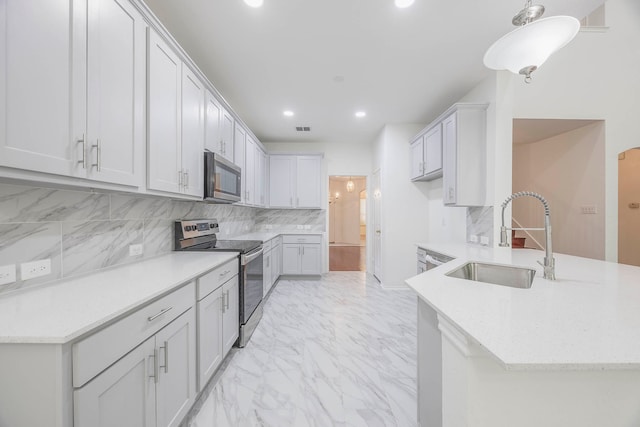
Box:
xmin=499 ymin=191 xmax=556 ymax=280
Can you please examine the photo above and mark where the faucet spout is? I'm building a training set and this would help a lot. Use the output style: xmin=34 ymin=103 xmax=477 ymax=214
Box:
xmin=499 ymin=191 xmax=556 ymax=280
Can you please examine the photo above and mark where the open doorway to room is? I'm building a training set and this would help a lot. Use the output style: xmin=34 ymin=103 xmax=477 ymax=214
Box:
xmin=511 ymin=119 xmax=605 ymax=260
xmin=329 ymin=176 xmax=366 ymax=271
xmin=618 ymin=148 xmax=640 ymax=267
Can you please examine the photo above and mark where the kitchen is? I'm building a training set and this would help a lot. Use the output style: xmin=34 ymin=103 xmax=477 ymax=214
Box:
xmin=1 ymin=0 xmax=639 ymax=426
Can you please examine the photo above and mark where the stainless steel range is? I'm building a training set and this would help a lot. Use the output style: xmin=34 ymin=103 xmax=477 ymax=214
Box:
xmin=174 ymin=219 xmax=264 ymax=347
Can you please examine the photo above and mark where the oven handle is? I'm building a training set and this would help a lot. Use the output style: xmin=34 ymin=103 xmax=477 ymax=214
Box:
xmin=241 ymin=248 xmax=264 ymax=265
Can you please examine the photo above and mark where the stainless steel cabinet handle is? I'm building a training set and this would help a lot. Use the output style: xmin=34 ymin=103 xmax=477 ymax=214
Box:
xmin=221 ymin=293 xmax=225 ymax=313
xmin=147 ymin=307 xmax=172 ymax=322
xmin=302 ymin=246 xmax=305 ymax=255
xmin=160 ymin=341 xmax=169 ymax=373
xmin=219 ymin=269 xmax=231 ymax=278
xmin=150 ymin=349 xmax=159 ymax=383
xmin=178 ymin=170 xmax=183 ymax=187
xmin=225 ymin=290 xmax=230 ymax=310
xmin=77 ymin=134 xmax=86 ymax=169
xmin=185 ymin=170 xmax=189 ymax=188
xmin=91 ymin=139 xmax=101 ymax=172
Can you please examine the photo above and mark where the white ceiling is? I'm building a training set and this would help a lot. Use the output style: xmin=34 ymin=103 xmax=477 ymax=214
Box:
xmin=143 ymin=0 xmax=605 ymax=144
xmin=513 ymin=119 xmax=601 ymax=145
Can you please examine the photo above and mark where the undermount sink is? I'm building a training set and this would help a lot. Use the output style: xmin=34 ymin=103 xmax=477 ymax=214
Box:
xmin=446 ymin=262 xmax=536 ymax=289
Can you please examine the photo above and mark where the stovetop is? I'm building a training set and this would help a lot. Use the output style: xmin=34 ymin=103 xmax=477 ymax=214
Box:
xmin=181 ymin=239 xmax=262 ymax=254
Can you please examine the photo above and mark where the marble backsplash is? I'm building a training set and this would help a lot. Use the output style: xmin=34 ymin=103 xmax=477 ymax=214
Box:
xmin=466 ymin=206 xmax=494 ymax=246
xmin=0 ymin=183 xmax=325 ymax=295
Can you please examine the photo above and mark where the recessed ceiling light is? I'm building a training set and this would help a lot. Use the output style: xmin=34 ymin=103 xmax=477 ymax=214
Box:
xmin=395 ymin=0 xmax=414 ymax=8
xmin=244 ymin=0 xmax=264 ymax=8
xmin=283 ymin=110 xmax=294 ymax=117
xmin=355 ymin=111 xmax=366 ymax=118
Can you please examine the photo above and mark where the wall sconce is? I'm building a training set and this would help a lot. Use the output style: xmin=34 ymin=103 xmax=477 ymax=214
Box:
xmin=346 ymin=176 xmax=355 ymax=193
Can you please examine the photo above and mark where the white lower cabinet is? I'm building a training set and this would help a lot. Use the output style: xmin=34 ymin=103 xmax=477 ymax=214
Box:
xmin=196 ymin=259 xmax=239 ymax=390
xmin=74 ymin=308 xmax=196 ymax=427
xmin=263 ymin=243 xmax=273 ymax=296
xmin=271 ymin=237 xmax=282 ymax=286
xmin=281 ymin=235 xmax=322 ymax=275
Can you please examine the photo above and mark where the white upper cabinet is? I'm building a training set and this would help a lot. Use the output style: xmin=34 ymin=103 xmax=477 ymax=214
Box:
xmin=0 ymin=0 xmax=80 ymax=176
xmin=0 ymin=0 xmax=144 ymax=186
xmin=148 ymin=30 xmax=205 ymax=198
xmin=181 ymin=65 xmax=204 ymax=197
xmin=148 ymin=29 xmax=182 ymax=194
xmin=442 ymin=104 xmax=487 ymax=207
xmin=269 ymin=155 xmax=322 ymax=209
xmin=234 ymin=123 xmax=246 ymax=202
xmin=204 ymin=91 xmax=234 ymax=163
xmin=245 ymin=136 xmax=256 ymax=205
xmin=410 ymin=123 xmax=443 ymax=181
xmin=85 ymin=0 xmax=146 ymax=186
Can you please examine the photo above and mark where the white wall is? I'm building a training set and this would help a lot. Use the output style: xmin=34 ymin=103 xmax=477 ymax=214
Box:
xmin=509 ymin=0 xmax=640 ymax=261
xmin=512 ymin=122 xmax=606 ymax=260
xmin=373 ymin=124 xmax=437 ymax=288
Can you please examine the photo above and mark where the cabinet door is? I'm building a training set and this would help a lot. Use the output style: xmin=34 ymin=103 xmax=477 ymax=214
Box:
xmin=197 ymin=286 xmax=223 ymax=391
xmin=148 ymin=29 xmax=182 ymax=194
xmin=234 ymin=124 xmax=247 ymax=203
xmin=442 ymin=113 xmax=457 ymax=205
xmin=74 ymin=337 xmax=156 ymax=427
xmin=204 ymin=90 xmax=222 ymax=154
xmin=0 ymin=0 xmax=84 ymax=176
xmin=410 ymin=138 xmax=424 ymax=180
xmin=258 ymin=149 xmax=267 ymax=207
xmin=269 ymin=156 xmax=296 ymax=208
xmin=300 ymin=244 xmax=321 ymax=275
xmin=155 ymin=309 xmax=197 ymax=427
xmin=272 ymin=244 xmax=281 ymax=284
xmin=282 ymin=244 xmax=301 ymax=274
xmin=181 ymin=65 xmax=204 ymax=197
xmin=222 ymin=276 xmax=239 ymax=355
xmin=245 ymin=136 xmax=256 ymax=205
xmin=424 ymin=125 xmax=443 ymax=177
xmin=86 ymin=0 xmax=145 ymax=186
xmin=220 ymin=107 xmax=234 ymax=162
xmin=296 ymin=156 xmax=322 ymax=208
xmin=263 ymin=251 xmax=272 ymax=295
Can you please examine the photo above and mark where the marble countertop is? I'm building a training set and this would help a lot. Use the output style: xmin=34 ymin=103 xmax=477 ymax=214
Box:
xmin=229 ymin=230 xmax=324 ymax=242
xmin=0 ymin=252 xmax=238 ymax=344
xmin=406 ymin=243 xmax=640 ymax=370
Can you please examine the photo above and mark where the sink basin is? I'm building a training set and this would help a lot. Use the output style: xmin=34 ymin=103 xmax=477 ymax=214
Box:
xmin=445 ymin=262 xmax=536 ymax=289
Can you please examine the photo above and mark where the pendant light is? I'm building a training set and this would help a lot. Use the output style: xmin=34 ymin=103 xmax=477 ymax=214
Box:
xmin=483 ymin=0 xmax=580 ymax=83
xmin=346 ymin=177 xmax=355 ymax=193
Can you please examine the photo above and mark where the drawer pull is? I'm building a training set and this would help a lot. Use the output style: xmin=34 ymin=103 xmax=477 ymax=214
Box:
xmin=147 ymin=307 xmax=172 ymax=322
xmin=160 ymin=341 xmax=169 ymax=374
xmin=219 ymin=270 xmax=231 ymax=278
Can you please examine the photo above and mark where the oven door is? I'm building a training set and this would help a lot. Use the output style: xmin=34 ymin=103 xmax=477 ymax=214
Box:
xmin=240 ymin=247 xmax=264 ymax=324
xmin=204 ymin=151 xmax=241 ymax=203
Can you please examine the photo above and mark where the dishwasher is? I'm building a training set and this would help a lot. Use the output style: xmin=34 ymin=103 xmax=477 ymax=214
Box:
xmin=417 ymin=247 xmax=455 ymax=274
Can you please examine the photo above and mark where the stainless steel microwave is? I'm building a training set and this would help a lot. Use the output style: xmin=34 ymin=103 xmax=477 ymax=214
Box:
xmin=204 ymin=151 xmax=242 ymax=203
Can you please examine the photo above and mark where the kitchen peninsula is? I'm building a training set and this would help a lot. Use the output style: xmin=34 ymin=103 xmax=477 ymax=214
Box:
xmin=406 ymin=243 xmax=640 ymax=427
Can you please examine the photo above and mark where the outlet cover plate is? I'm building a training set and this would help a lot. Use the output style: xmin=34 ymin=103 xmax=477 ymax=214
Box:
xmin=129 ymin=244 xmax=143 ymax=257
xmin=0 ymin=264 xmax=16 ymax=286
xmin=21 ymin=259 xmax=51 ymax=280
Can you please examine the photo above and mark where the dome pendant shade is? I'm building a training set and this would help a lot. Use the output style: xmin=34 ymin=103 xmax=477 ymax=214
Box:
xmin=484 ymin=16 xmax=580 ymax=82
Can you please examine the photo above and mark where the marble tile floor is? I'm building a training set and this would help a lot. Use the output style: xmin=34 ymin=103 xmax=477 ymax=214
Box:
xmin=181 ymin=272 xmax=418 ymax=427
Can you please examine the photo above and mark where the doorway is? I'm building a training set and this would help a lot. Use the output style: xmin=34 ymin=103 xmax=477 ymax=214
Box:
xmin=329 ymin=176 xmax=366 ymax=271
xmin=618 ymin=148 xmax=640 ymax=266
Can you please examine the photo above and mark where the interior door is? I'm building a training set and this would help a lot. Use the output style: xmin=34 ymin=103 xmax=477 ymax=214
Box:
xmin=372 ymin=169 xmax=382 ymax=281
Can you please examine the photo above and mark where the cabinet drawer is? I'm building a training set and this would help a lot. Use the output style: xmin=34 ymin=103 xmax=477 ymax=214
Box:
xmin=197 ymin=258 xmax=238 ymax=300
xmin=72 ymin=282 xmax=195 ymax=388
xmin=282 ymin=234 xmax=321 ymax=244
xmin=263 ymin=239 xmax=273 ymax=252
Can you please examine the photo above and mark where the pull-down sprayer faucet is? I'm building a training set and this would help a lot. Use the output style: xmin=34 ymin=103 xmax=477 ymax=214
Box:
xmin=499 ymin=191 xmax=556 ymax=280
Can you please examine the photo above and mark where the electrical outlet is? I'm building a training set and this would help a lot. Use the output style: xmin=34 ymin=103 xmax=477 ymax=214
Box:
xmin=304 ymin=225 xmax=311 ymax=230
xmin=265 ymin=224 xmax=273 ymax=230
xmin=20 ymin=259 xmax=51 ymax=280
xmin=129 ymin=244 xmax=143 ymax=257
xmin=469 ymin=235 xmax=479 ymax=243
xmin=0 ymin=264 xmax=16 ymax=286
xmin=480 ymin=236 xmax=490 ymax=246
xmin=297 ymin=225 xmax=303 ymax=229
xmin=580 ymin=205 xmax=597 ymax=214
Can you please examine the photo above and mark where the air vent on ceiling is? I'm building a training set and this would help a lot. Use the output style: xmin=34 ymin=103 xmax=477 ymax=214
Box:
xmin=295 ymin=126 xmax=311 ymax=132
